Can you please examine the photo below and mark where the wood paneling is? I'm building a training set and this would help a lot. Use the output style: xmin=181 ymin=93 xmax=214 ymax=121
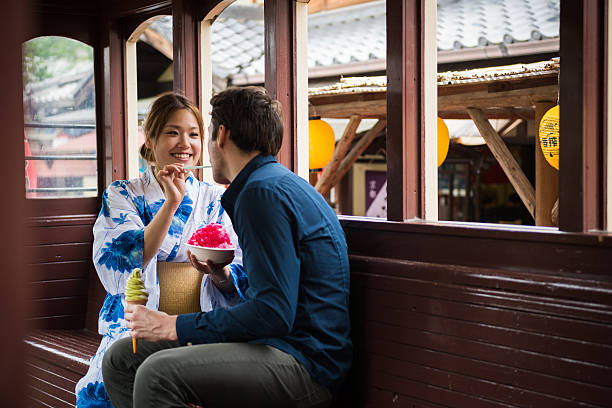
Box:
xmin=25 ymin=225 xmax=94 ymax=246
xmin=28 ymin=6 xmax=98 ymax=45
xmin=26 ymin=198 xmax=98 ymax=218
xmin=28 ymin=261 xmax=91 ymax=281
xmin=339 ymin=219 xmax=612 ymax=408
xmin=28 ymin=243 xmax=92 ymax=264
xmin=340 ymin=217 xmax=612 ymax=276
xmin=26 ymin=215 xmax=96 ymax=330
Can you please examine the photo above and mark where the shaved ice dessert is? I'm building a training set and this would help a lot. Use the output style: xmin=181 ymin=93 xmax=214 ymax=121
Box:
xmin=188 ymin=223 xmax=235 ymax=249
xmin=126 ymin=268 xmax=148 ymax=353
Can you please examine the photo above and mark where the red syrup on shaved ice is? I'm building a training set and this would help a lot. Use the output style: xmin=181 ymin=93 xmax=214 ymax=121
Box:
xmin=188 ymin=223 xmax=235 ymax=249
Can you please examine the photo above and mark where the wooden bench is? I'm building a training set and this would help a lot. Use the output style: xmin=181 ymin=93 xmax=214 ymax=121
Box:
xmin=25 ymin=330 xmax=204 ymax=408
xmin=25 ymin=329 xmax=100 ymax=408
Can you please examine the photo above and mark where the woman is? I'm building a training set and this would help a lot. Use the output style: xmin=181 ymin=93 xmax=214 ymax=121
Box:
xmin=75 ymin=92 xmax=246 ymax=407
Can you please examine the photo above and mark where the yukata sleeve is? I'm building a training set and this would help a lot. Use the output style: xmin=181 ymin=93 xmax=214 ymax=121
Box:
xmin=92 ymin=182 xmax=145 ymax=295
xmin=214 ymin=197 xmax=249 ymax=300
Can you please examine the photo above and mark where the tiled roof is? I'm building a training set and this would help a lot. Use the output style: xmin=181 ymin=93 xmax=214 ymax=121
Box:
xmin=28 ymin=0 xmax=560 ymax=120
xmin=437 ymin=0 xmax=559 ymax=51
xmin=158 ymin=0 xmax=559 ymax=81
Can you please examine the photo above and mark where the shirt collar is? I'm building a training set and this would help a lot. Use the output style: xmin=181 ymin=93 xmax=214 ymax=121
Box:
xmin=222 ymin=154 xmax=277 ymax=220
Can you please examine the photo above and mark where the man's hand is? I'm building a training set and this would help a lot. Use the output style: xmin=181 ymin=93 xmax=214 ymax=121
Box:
xmin=125 ymin=303 xmax=178 ymax=342
xmin=187 ymin=250 xmax=235 ymax=293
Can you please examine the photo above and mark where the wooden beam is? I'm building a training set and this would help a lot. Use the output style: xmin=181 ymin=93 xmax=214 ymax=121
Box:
xmin=310 ymin=87 xmax=552 ymax=119
xmin=535 ymin=101 xmax=558 ymax=226
xmin=143 ymin=27 xmax=173 ymax=60
xmin=560 ymin=1 xmax=604 ymax=231
xmin=551 ymin=198 xmax=559 ymax=227
xmin=310 ymin=99 xmax=386 ymax=119
xmin=315 ymin=115 xmax=361 ymax=196
xmin=499 ymin=118 xmax=523 ymax=137
xmin=331 ymin=120 xmax=387 ymax=187
xmin=386 ymin=0 xmax=421 ymax=221
xmin=173 ymin=0 xmax=200 ymax=103
xmin=1 ymin=2 xmax=26 ymax=405
xmin=296 ymin=2 xmax=309 ymax=179
xmin=265 ymin=0 xmax=297 ymax=173
xmin=439 ymin=85 xmax=558 ymax=111
xmin=582 ymin=0 xmax=604 ymax=230
xmin=467 ymin=108 xmax=535 ymax=219
xmin=107 ymin=18 xmax=127 ymax=182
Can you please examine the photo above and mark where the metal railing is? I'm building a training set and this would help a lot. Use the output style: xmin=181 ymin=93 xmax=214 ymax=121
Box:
xmin=24 ymin=122 xmax=98 ymax=196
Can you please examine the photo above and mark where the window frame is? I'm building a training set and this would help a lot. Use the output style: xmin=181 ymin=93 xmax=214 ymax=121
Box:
xmin=23 ymin=13 xmax=101 ymax=216
xmin=383 ymin=0 xmax=608 ymax=233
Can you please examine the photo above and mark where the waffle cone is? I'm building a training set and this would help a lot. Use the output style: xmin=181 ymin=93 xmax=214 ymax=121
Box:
xmin=126 ymin=298 xmax=147 ymax=306
xmin=126 ymin=299 xmax=147 ymax=353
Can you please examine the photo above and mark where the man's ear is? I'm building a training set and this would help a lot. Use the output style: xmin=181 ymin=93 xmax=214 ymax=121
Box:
xmin=217 ymin=124 xmax=229 ymax=148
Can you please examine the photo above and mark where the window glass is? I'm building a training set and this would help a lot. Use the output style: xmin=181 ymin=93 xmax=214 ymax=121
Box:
xmin=132 ymin=15 xmax=174 ymax=177
xmin=437 ymin=0 xmax=560 ymax=227
xmin=199 ymin=0 xmax=266 ymax=184
xmin=306 ymin=0 xmax=387 ymax=216
xmin=23 ymin=36 xmax=97 ymax=198
xmin=211 ymin=1 xmax=265 ymax=91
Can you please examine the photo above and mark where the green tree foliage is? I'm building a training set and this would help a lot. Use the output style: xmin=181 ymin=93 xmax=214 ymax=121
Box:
xmin=22 ymin=36 xmax=93 ymax=84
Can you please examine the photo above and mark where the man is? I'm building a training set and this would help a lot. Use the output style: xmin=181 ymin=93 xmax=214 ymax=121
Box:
xmin=102 ymin=86 xmax=352 ymax=408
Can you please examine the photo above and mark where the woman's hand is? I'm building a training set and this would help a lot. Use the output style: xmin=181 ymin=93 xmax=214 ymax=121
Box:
xmin=125 ymin=303 xmax=178 ymax=341
xmin=156 ymin=164 xmax=188 ymax=209
xmin=187 ymin=250 xmax=235 ymax=293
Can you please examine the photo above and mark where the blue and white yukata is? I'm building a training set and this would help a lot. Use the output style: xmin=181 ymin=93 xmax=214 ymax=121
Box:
xmin=75 ymin=166 xmax=246 ymax=407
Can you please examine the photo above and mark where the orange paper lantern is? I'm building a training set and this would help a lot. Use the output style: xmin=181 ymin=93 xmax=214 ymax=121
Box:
xmin=437 ymin=117 xmax=450 ymax=167
xmin=309 ymin=118 xmax=335 ymax=170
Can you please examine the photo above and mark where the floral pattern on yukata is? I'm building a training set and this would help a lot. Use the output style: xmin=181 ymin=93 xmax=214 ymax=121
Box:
xmin=76 ymin=381 xmax=112 ymax=408
xmin=75 ymin=166 xmax=248 ymax=407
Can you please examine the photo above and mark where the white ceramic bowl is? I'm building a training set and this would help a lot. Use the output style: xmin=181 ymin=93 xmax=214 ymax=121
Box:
xmin=186 ymin=244 xmax=235 ymax=264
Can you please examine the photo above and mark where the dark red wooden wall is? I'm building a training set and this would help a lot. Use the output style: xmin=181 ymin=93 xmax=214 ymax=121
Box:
xmin=26 ymin=199 xmax=98 ymax=330
xmin=339 ymin=218 xmax=612 ymax=408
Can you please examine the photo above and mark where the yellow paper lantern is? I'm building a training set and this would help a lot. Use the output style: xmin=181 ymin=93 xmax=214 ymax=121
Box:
xmin=538 ymin=105 xmax=559 ymax=170
xmin=438 ymin=117 xmax=450 ymax=167
xmin=309 ymin=118 xmax=335 ymax=170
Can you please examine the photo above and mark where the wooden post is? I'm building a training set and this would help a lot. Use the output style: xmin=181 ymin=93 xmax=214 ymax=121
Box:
xmin=173 ymin=0 xmax=200 ymax=103
xmin=559 ymin=0 xmax=604 ymax=231
xmin=467 ymin=107 xmax=535 ymax=219
xmin=315 ymin=115 xmax=361 ymax=196
xmin=265 ymin=0 xmax=297 ymax=173
xmin=535 ymin=101 xmax=558 ymax=226
xmin=386 ymin=0 xmax=422 ymax=221
xmin=1 ymin=1 xmax=27 ymax=406
xmin=309 ymin=171 xmax=318 ymax=187
xmin=331 ymin=120 xmax=387 ymax=187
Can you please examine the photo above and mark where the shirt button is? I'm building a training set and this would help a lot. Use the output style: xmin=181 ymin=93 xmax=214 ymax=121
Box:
xmin=187 ymin=342 xmax=193 ymax=346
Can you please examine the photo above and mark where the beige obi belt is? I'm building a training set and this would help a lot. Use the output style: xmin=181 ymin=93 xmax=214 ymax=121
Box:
xmin=157 ymin=262 xmax=202 ymax=315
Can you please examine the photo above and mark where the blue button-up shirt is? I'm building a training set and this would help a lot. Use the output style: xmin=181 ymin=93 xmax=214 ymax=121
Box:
xmin=176 ymin=155 xmax=352 ymax=393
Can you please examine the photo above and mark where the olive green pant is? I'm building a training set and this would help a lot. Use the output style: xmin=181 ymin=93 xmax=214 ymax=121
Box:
xmin=102 ymin=337 xmax=332 ymax=408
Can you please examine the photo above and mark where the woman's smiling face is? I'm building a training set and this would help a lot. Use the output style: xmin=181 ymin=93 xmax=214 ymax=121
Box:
xmin=149 ymin=108 xmax=202 ymax=168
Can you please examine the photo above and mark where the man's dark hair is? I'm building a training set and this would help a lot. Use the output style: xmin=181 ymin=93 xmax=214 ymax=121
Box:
xmin=210 ymin=86 xmax=283 ymax=155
